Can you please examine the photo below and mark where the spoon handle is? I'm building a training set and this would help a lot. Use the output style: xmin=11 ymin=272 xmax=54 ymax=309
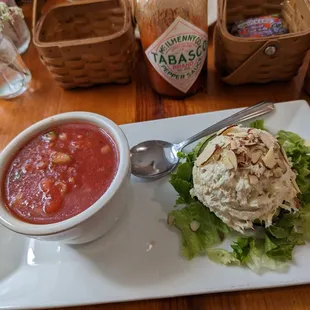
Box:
xmin=177 ymin=101 xmax=274 ymax=150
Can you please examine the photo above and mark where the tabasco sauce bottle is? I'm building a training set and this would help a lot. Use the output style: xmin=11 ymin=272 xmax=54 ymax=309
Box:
xmin=135 ymin=0 xmax=208 ymax=98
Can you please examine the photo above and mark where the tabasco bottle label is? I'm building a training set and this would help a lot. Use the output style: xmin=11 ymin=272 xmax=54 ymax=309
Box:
xmin=145 ymin=16 xmax=208 ymax=93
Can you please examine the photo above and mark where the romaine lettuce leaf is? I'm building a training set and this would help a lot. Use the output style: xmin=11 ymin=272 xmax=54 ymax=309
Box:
xmin=267 ymin=225 xmax=291 ymax=238
xmin=231 ymin=237 xmax=252 ymax=263
xmin=263 ymin=209 xmax=303 ymax=262
xmin=250 ymin=120 xmax=267 ymax=130
xmin=264 ymin=233 xmax=278 ymax=252
xmin=265 ymin=244 xmax=294 ymax=261
xmin=170 ymin=177 xmax=193 ymax=204
xmin=173 ymin=162 xmax=192 ymax=182
xmin=207 ymin=248 xmax=240 ymax=265
xmin=230 ymin=237 xmax=289 ymax=272
xmin=277 ymin=130 xmax=310 ymax=243
xmin=168 ymin=202 xmax=228 ymax=259
xmin=277 ymin=130 xmax=310 ymax=202
xmin=301 ymin=204 xmax=310 ymax=240
xmin=245 ymin=239 xmax=288 ymax=272
xmin=170 ymin=161 xmax=194 ymax=204
xmin=208 ymin=237 xmax=289 ymax=272
xmin=277 ymin=130 xmax=308 ymax=153
xmin=170 ymin=136 xmax=214 ymax=206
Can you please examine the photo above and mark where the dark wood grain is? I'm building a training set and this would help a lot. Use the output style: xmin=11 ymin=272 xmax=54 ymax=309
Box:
xmin=1 ymin=3 xmax=310 ymax=310
xmin=55 ymin=285 xmax=310 ymax=310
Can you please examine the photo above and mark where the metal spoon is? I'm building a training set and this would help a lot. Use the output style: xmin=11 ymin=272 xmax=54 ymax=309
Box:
xmin=130 ymin=101 xmax=275 ymax=179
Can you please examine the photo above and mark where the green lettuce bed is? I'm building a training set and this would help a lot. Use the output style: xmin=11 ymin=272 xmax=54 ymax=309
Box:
xmin=168 ymin=121 xmax=310 ymax=272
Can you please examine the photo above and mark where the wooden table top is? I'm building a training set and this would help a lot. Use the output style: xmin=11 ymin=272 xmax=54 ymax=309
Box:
xmin=1 ymin=3 xmax=310 ymax=310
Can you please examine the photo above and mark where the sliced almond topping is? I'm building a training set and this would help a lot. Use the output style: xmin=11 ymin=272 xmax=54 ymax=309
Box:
xmin=276 ymin=159 xmax=287 ymax=174
xmin=251 ymin=150 xmax=263 ymax=164
xmin=236 ymin=146 xmax=247 ymax=154
xmin=217 ymin=138 xmax=231 ymax=148
xmin=259 ymin=132 xmax=274 ymax=149
xmin=190 ymin=220 xmax=200 ymax=232
xmin=264 ymin=170 xmax=274 ymax=178
xmin=217 ymin=124 xmax=238 ymax=136
xmin=212 ymin=149 xmax=222 ymax=161
xmin=273 ymin=167 xmax=282 ymax=178
xmin=226 ymin=150 xmax=238 ymax=170
xmin=249 ymin=175 xmax=259 ymax=185
xmin=223 ymin=156 xmax=234 ymax=170
xmin=244 ymin=141 xmax=258 ymax=146
xmin=248 ymin=128 xmax=260 ymax=138
xmin=254 ymin=144 xmax=267 ymax=151
xmin=230 ymin=140 xmax=239 ymax=150
xmin=234 ymin=131 xmax=248 ymax=138
xmin=237 ymin=152 xmax=248 ymax=168
xmin=291 ymin=178 xmax=301 ymax=193
xmin=274 ymin=151 xmax=279 ymax=159
xmin=167 ymin=215 xmax=175 ymax=227
xmin=280 ymin=145 xmax=290 ymax=165
xmin=262 ymin=147 xmax=276 ymax=169
xmin=196 ymin=144 xmax=218 ymax=166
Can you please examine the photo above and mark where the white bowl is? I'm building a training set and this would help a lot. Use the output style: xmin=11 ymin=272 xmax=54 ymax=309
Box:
xmin=0 ymin=112 xmax=131 ymax=244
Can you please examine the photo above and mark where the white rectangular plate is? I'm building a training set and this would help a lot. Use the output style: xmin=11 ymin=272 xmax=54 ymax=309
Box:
xmin=0 ymin=100 xmax=310 ymax=310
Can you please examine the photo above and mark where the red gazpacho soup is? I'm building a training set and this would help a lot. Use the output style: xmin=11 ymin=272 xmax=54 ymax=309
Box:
xmin=3 ymin=123 xmax=119 ymax=224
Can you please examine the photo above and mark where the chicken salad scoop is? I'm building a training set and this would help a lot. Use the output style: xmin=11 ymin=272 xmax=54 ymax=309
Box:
xmin=191 ymin=125 xmax=300 ymax=233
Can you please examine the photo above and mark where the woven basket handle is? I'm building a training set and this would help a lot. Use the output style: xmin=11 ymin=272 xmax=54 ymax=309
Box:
xmin=32 ymin=0 xmax=45 ymax=34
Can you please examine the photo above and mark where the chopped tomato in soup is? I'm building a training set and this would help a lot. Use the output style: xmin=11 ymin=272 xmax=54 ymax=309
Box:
xmin=3 ymin=123 xmax=118 ymax=224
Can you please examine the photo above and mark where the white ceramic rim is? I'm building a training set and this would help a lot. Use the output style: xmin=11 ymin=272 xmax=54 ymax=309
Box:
xmin=0 ymin=112 xmax=130 ymax=236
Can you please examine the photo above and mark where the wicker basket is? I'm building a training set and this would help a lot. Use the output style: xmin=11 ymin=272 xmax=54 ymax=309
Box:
xmin=214 ymin=0 xmax=310 ymax=85
xmin=33 ymin=0 xmax=136 ymax=89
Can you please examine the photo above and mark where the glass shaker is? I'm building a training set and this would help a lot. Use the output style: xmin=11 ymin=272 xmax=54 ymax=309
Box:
xmin=0 ymin=35 xmax=31 ymax=99
xmin=136 ymin=0 xmax=208 ymax=98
